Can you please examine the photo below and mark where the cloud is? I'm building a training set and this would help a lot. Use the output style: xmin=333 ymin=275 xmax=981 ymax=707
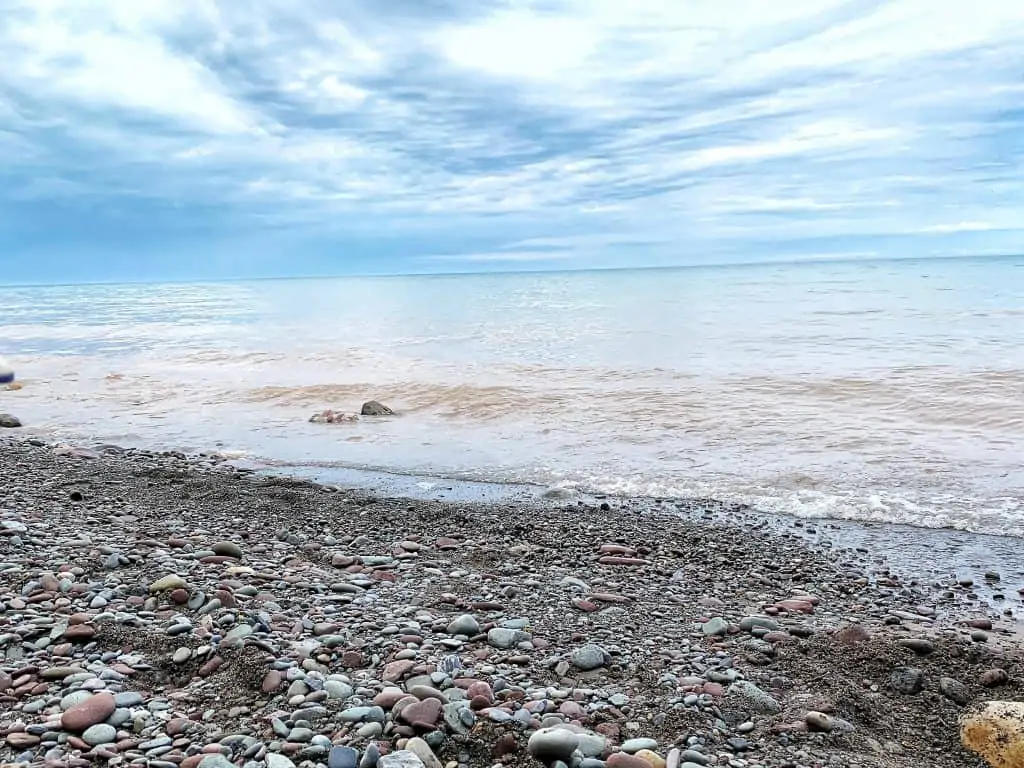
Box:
xmin=1 ymin=0 xmax=1024 ymax=280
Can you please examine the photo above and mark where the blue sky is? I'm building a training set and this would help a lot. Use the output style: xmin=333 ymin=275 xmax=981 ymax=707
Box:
xmin=2 ymin=0 xmax=1024 ymax=283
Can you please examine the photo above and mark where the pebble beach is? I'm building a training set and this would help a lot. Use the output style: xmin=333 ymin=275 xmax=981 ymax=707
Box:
xmin=1 ymin=435 xmax=1022 ymax=768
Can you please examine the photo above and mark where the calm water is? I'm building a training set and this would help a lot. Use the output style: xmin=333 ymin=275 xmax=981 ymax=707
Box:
xmin=2 ymin=257 xmax=1023 ymax=535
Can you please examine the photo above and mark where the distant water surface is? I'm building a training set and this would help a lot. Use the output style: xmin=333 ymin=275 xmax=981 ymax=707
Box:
xmin=2 ymin=257 xmax=1023 ymax=535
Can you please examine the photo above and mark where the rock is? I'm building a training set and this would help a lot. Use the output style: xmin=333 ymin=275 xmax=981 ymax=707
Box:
xmin=266 ymin=756 xmax=297 ymax=768
xmin=199 ymin=757 xmax=236 ymax=768
xmin=981 ymin=668 xmax=1010 ymax=687
xmin=404 ymin=737 xmax=443 ymax=768
xmin=701 ymin=618 xmax=729 ymax=637
xmin=446 ymin=614 xmax=480 ymax=636
xmin=329 ymin=746 xmax=359 ymax=768
xmin=961 ymin=700 xmax=1024 ymax=768
xmin=398 ymin=697 xmax=442 ymax=729
xmin=487 ymin=627 xmax=526 ymax=649
xmin=940 ymin=677 xmax=972 ymax=706
xmin=833 ymin=624 xmax=871 ymax=645
xmin=898 ymin=638 xmax=935 ymax=655
xmin=636 ymin=749 xmax=667 ymax=768
xmin=608 ymin=754 xmax=653 ymax=768
xmin=805 ymin=711 xmax=854 ymax=733
xmin=211 ymin=541 xmax=243 ymax=559
xmin=890 ymin=667 xmax=924 ymax=695
xmin=149 ymin=574 xmax=188 ymax=592
xmin=739 ymin=616 xmax=780 ymax=633
xmin=571 ymin=643 xmax=610 ymax=671
xmin=0 ymin=413 xmax=22 ymax=428
xmin=62 ymin=691 xmax=116 ymax=730
xmin=361 ymin=400 xmax=394 ymax=416
xmin=528 ymin=728 xmax=580 ymax=761
xmin=378 ymin=752 xmax=425 ymax=768
xmin=727 ymin=681 xmax=781 ymax=714
xmin=81 ymin=723 xmax=117 ymax=745
xmin=621 ymin=738 xmax=659 ymax=754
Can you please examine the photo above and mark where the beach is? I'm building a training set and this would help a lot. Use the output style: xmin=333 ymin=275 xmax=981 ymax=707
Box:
xmin=1 ymin=435 xmax=1021 ymax=768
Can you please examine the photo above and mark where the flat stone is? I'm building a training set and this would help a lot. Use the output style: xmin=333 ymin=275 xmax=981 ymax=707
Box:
xmin=446 ymin=614 xmax=480 ymax=636
xmin=378 ymin=752 xmax=425 ymax=768
xmin=528 ymin=728 xmax=580 ymax=761
xmin=62 ymin=691 xmax=116 ymax=731
xmin=81 ymin=723 xmax=117 ymax=746
xmin=701 ymin=618 xmax=729 ymax=637
xmin=487 ymin=627 xmax=527 ymax=649
xmin=211 ymin=541 xmax=243 ymax=559
xmin=571 ymin=644 xmax=610 ymax=671
xmin=727 ymin=681 xmax=781 ymax=714
xmin=150 ymin=575 xmax=188 ymax=593
xmin=266 ymin=755 xmax=297 ymax=768
xmin=398 ymin=697 xmax=442 ymax=729
xmin=404 ymin=737 xmax=443 ymax=768
xmin=329 ymin=746 xmax=359 ymax=768
xmin=621 ymin=738 xmax=659 ymax=754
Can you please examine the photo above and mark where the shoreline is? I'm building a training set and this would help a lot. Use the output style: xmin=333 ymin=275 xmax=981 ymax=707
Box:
xmin=1 ymin=436 xmax=1022 ymax=767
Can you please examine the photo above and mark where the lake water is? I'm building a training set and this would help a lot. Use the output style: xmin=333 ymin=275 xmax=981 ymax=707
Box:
xmin=2 ymin=257 xmax=1023 ymax=536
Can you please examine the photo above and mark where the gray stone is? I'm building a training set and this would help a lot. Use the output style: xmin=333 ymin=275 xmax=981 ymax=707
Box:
xmin=377 ymin=752 xmax=425 ymax=768
xmin=487 ymin=627 xmax=527 ymax=649
xmin=359 ymin=743 xmax=381 ymax=768
xmin=81 ymin=724 xmax=117 ymax=746
xmin=404 ymin=738 xmax=442 ymax=768
xmin=265 ymin=756 xmax=297 ymax=768
xmin=211 ymin=541 xmax=243 ymax=559
xmin=701 ymin=618 xmax=729 ymax=637
xmin=0 ymin=414 xmax=22 ymax=429
xmin=621 ymin=738 xmax=659 ymax=753
xmin=198 ymin=758 xmax=236 ymax=768
xmin=325 ymin=680 xmax=354 ymax=700
xmin=446 ymin=614 xmax=480 ymax=637
xmin=738 ymin=616 xmax=780 ymax=633
xmin=528 ymin=728 xmax=580 ymax=761
xmin=329 ymin=746 xmax=359 ymax=768
xmin=727 ymin=681 xmax=781 ymax=714
xmin=939 ymin=676 xmax=971 ymax=705
xmin=890 ymin=667 xmax=924 ymax=695
xmin=571 ymin=644 xmax=609 ymax=671
xmin=361 ymin=401 xmax=394 ymax=416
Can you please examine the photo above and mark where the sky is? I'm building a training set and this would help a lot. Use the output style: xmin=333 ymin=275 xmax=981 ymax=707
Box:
xmin=2 ymin=0 xmax=1024 ymax=283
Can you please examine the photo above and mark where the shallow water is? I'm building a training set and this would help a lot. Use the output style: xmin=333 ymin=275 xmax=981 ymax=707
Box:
xmin=2 ymin=256 xmax=1023 ymax=535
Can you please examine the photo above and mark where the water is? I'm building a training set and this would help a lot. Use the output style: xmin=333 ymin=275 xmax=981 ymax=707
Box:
xmin=2 ymin=256 xmax=1023 ymax=536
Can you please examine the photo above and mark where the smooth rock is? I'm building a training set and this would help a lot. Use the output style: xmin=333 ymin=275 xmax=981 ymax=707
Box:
xmin=727 ymin=681 xmax=781 ymax=714
xmin=961 ymin=700 xmax=1024 ymax=768
xmin=528 ymin=728 xmax=580 ymax=761
xmin=377 ymin=752 xmax=425 ymax=768
xmin=571 ymin=644 xmax=610 ymax=671
xmin=62 ymin=691 xmax=116 ymax=731
xmin=81 ymin=723 xmax=117 ymax=746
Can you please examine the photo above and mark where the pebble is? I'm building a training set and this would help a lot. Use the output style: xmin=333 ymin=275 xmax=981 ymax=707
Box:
xmin=528 ymin=728 xmax=580 ymax=761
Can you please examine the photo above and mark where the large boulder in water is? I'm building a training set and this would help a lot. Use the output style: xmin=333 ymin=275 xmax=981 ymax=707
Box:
xmin=0 ymin=413 xmax=21 ymax=428
xmin=962 ymin=700 xmax=1024 ymax=767
xmin=361 ymin=400 xmax=394 ymax=416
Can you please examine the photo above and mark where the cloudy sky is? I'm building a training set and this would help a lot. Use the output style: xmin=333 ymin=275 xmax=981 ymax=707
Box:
xmin=2 ymin=0 xmax=1024 ymax=283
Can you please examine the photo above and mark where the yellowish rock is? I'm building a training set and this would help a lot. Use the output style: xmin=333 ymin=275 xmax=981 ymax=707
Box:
xmin=636 ymin=749 xmax=666 ymax=768
xmin=962 ymin=701 xmax=1024 ymax=768
xmin=148 ymin=574 xmax=187 ymax=593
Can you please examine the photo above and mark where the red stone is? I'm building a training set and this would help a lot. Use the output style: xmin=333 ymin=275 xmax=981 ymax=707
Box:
xmin=573 ymin=600 xmax=600 ymax=612
xmin=702 ymin=682 xmax=725 ymax=697
xmin=373 ymin=688 xmax=408 ymax=708
xmin=62 ymin=691 xmax=116 ymax=731
xmin=62 ymin=624 xmax=96 ymax=642
xmin=198 ymin=656 xmax=223 ymax=677
xmin=607 ymin=753 xmax=650 ymax=768
xmin=383 ymin=660 xmax=415 ymax=682
xmin=399 ymin=697 xmax=442 ymax=729
xmin=170 ymin=589 xmax=189 ymax=605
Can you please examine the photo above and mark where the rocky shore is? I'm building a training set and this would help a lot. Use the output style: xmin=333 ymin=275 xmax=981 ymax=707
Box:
xmin=1 ymin=436 xmax=1021 ymax=768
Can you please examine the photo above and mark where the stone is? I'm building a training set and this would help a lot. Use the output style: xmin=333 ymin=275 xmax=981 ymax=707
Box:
xmin=701 ymin=618 xmax=729 ymax=637
xmin=0 ymin=413 xmax=21 ymax=428
xmin=266 ymin=756 xmax=297 ymax=768
xmin=571 ymin=644 xmax=610 ymax=671
xmin=805 ymin=711 xmax=853 ymax=733
xmin=487 ymin=627 xmax=527 ymax=649
xmin=636 ymin=749 xmax=667 ymax=768
xmin=898 ymin=638 xmax=935 ymax=655
xmin=446 ymin=614 xmax=480 ymax=636
xmin=361 ymin=400 xmax=394 ymax=416
xmin=981 ymin=668 xmax=1010 ymax=687
xmin=62 ymin=691 xmax=116 ymax=730
xmin=961 ymin=700 xmax=1024 ymax=768
xmin=398 ymin=697 xmax=442 ymax=729
xmin=405 ymin=737 xmax=443 ymax=768
xmin=727 ymin=681 xmax=781 ymax=714
xmin=329 ymin=746 xmax=359 ymax=768
xmin=621 ymin=738 xmax=659 ymax=754
xmin=150 ymin=575 xmax=188 ymax=592
xmin=940 ymin=677 xmax=972 ymax=706
xmin=739 ymin=616 xmax=780 ymax=633
xmin=198 ymin=758 xmax=236 ymax=768
xmin=608 ymin=754 xmax=653 ymax=768
xmin=211 ymin=541 xmax=243 ymax=559
xmin=378 ymin=752 xmax=425 ymax=768
xmin=528 ymin=728 xmax=580 ymax=761
xmin=81 ymin=723 xmax=117 ymax=746
xmin=890 ymin=667 xmax=924 ymax=695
